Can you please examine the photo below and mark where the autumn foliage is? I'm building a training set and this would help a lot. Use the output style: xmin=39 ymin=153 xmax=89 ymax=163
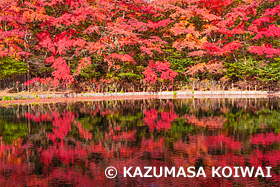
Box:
xmin=0 ymin=0 xmax=280 ymax=91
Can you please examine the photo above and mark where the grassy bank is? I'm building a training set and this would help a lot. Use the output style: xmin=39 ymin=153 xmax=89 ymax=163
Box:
xmin=0 ymin=91 xmax=279 ymax=104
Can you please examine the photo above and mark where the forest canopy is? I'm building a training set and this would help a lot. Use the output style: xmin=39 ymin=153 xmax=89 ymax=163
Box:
xmin=0 ymin=0 xmax=280 ymax=92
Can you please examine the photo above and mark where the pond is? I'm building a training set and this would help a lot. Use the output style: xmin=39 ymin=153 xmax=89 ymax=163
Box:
xmin=0 ymin=98 xmax=279 ymax=186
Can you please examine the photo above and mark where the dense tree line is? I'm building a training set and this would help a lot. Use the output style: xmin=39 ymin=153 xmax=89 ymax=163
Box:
xmin=0 ymin=0 xmax=280 ymax=92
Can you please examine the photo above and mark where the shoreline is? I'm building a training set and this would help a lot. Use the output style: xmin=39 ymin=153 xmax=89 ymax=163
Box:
xmin=0 ymin=91 xmax=279 ymax=105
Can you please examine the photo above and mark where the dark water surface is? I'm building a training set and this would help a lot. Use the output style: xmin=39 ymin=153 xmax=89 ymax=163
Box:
xmin=0 ymin=98 xmax=279 ymax=186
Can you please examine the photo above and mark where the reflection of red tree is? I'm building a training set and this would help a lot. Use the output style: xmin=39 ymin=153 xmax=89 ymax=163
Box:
xmin=143 ymin=109 xmax=158 ymax=131
xmin=109 ymin=130 xmax=136 ymax=142
xmin=0 ymin=138 xmax=32 ymax=186
xmin=141 ymin=137 xmax=165 ymax=152
xmin=47 ymin=112 xmax=75 ymax=141
xmin=1 ymin=102 xmax=279 ymax=186
xmin=76 ymin=122 xmax=93 ymax=140
xmin=143 ymin=109 xmax=178 ymax=131
xmin=250 ymin=132 xmax=280 ymax=145
xmin=25 ymin=111 xmax=59 ymax=122
xmin=41 ymin=142 xmax=88 ymax=165
xmin=184 ymin=114 xmax=226 ymax=129
xmin=205 ymin=135 xmax=242 ymax=150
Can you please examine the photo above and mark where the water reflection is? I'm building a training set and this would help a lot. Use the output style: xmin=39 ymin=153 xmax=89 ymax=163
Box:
xmin=0 ymin=98 xmax=279 ymax=186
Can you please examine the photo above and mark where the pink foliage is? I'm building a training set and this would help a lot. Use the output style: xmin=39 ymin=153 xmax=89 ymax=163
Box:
xmin=253 ymin=25 xmax=280 ymax=40
xmin=75 ymin=57 xmax=92 ymax=76
xmin=249 ymin=45 xmax=280 ymax=57
xmin=142 ymin=67 xmax=158 ymax=84
xmin=24 ymin=80 xmax=34 ymax=86
xmin=202 ymin=41 xmax=241 ymax=56
xmin=186 ymin=60 xmax=225 ymax=77
xmin=51 ymin=57 xmax=74 ymax=84
xmin=109 ymin=53 xmax=135 ymax=63
xmin=142 ymin=60 xmax=178 ymax=84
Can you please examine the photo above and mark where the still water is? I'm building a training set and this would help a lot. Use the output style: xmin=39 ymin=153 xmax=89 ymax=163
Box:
xmin=0 ymin=98 xmax=279 ymax=186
